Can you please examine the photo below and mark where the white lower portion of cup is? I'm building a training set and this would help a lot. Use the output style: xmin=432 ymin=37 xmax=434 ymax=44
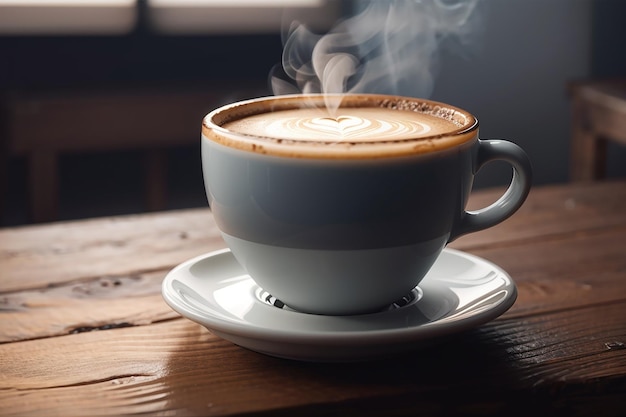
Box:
xmin=221 ymin=233 xmax=445 ymax=316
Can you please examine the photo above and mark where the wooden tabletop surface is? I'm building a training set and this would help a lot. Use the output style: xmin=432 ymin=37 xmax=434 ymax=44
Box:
xmin=1 ymin=180 xmax=625 ymax=416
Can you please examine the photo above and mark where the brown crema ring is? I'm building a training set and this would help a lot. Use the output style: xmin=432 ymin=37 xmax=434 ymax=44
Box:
xmin=202 ymin=94 xmax=479 ymax=159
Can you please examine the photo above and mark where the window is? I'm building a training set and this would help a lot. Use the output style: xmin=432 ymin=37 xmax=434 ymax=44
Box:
xmin=147 ymin=0 xmax=339 ymax=34
xmin=0 ymin=0 xmax=137 ymax=34
xmin=0 ymin=0 xmax=339 ymax=35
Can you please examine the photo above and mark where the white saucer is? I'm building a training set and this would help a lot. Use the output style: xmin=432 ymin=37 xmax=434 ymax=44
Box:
xmin=162 ymin=248 xmax=516 ymax=362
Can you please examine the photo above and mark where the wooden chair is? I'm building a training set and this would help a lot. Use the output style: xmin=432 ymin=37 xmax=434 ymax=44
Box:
xmin=569 ymin=79 xmax=626 ymax=181
xmin=1 ymin=83 xmax=263 ymax=223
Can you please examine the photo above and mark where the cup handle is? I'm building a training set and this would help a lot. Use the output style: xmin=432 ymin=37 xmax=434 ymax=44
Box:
xmin=448 ymin=139 xmax=533 ymax=242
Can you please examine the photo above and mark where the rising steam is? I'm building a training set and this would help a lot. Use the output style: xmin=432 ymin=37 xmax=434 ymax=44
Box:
xmin=272 ymin=0 xmax=481 ymax=113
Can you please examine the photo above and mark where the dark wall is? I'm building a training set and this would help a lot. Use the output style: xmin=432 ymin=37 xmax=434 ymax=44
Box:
xmin=0 ymin=32 xmax=282 ymax=93
xmin=592 ymin=0 xmax=626 ymax=78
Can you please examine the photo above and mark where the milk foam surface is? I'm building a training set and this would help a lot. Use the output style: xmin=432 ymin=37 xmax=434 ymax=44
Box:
xmin=222 ymin=107 xmax=458 ymax=143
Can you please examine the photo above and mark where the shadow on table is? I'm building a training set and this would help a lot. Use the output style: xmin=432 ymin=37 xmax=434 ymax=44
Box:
xmin=159 ymin=322 xmax=547 ymax=416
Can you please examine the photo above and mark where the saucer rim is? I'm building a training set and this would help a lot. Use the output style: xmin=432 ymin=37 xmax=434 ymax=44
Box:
xmin=162 ymin=247 xmax=517 ymax=345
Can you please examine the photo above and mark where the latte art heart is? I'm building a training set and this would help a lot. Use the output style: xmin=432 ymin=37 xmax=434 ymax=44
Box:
xmin=307 ymin=116 xmax=372 ymax=135
xmin=276 ymin=115 xmax=432 ymax=141
xmin=226 ymin=107 xmax=446 ymax=143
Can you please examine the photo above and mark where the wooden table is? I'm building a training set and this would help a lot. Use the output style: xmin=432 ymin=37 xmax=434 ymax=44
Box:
xmin=1 ymin=181 xmax=625 ymax=416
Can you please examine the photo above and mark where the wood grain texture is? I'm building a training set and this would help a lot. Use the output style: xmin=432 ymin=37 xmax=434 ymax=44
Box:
xmin=1 ymin=181 xmax=625 ymax=417
xmin=1 ymin=302 xmax=624 ymax=417
xmin=453 ymin=180 xmax=626 ymax=249
xmin=0 ymin=209 xmax=225 ymax=292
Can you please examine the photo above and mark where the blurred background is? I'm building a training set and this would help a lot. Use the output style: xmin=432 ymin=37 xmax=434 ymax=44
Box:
xmin=1 ymin=0 xmax=625 ymax=226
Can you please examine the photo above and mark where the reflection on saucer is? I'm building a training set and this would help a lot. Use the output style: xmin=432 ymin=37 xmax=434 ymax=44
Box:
xmin=255 ymin=286 xmax=421 ymax=313
xmin=163 ymin=248 xmax=516 ymax=362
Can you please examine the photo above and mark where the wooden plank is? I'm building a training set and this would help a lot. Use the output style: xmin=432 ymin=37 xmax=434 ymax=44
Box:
xmin=470 ymin=224 xmax=626 ymax=318
xmin=0 ymin=270 xmax=177 ymax=343
xmin=453 ymin=179 xmax=626 ymax=249
xmin=0 ymin=209 xmax=225 ymax=293
xmin=1 ymin=300 xmax=624 ymax=417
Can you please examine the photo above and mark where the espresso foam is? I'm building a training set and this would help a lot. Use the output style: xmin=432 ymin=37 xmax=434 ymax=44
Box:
xmin=222 ymin=107 xmax=458 ymax=143
xmin=204 ymin=95 xmax=478 ymax=159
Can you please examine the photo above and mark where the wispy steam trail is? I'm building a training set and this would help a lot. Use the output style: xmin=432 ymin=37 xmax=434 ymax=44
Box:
xmin=272 ymin=0 xmax=480 ymax=113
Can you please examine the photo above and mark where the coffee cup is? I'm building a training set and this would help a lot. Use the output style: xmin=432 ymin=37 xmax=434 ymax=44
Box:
xmin=201 ymin=94 xmax=531 ymax=315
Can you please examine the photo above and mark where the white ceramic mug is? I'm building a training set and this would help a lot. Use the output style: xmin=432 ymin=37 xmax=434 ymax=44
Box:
xmin=202 ymin=94 xmax=532 ymax=315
